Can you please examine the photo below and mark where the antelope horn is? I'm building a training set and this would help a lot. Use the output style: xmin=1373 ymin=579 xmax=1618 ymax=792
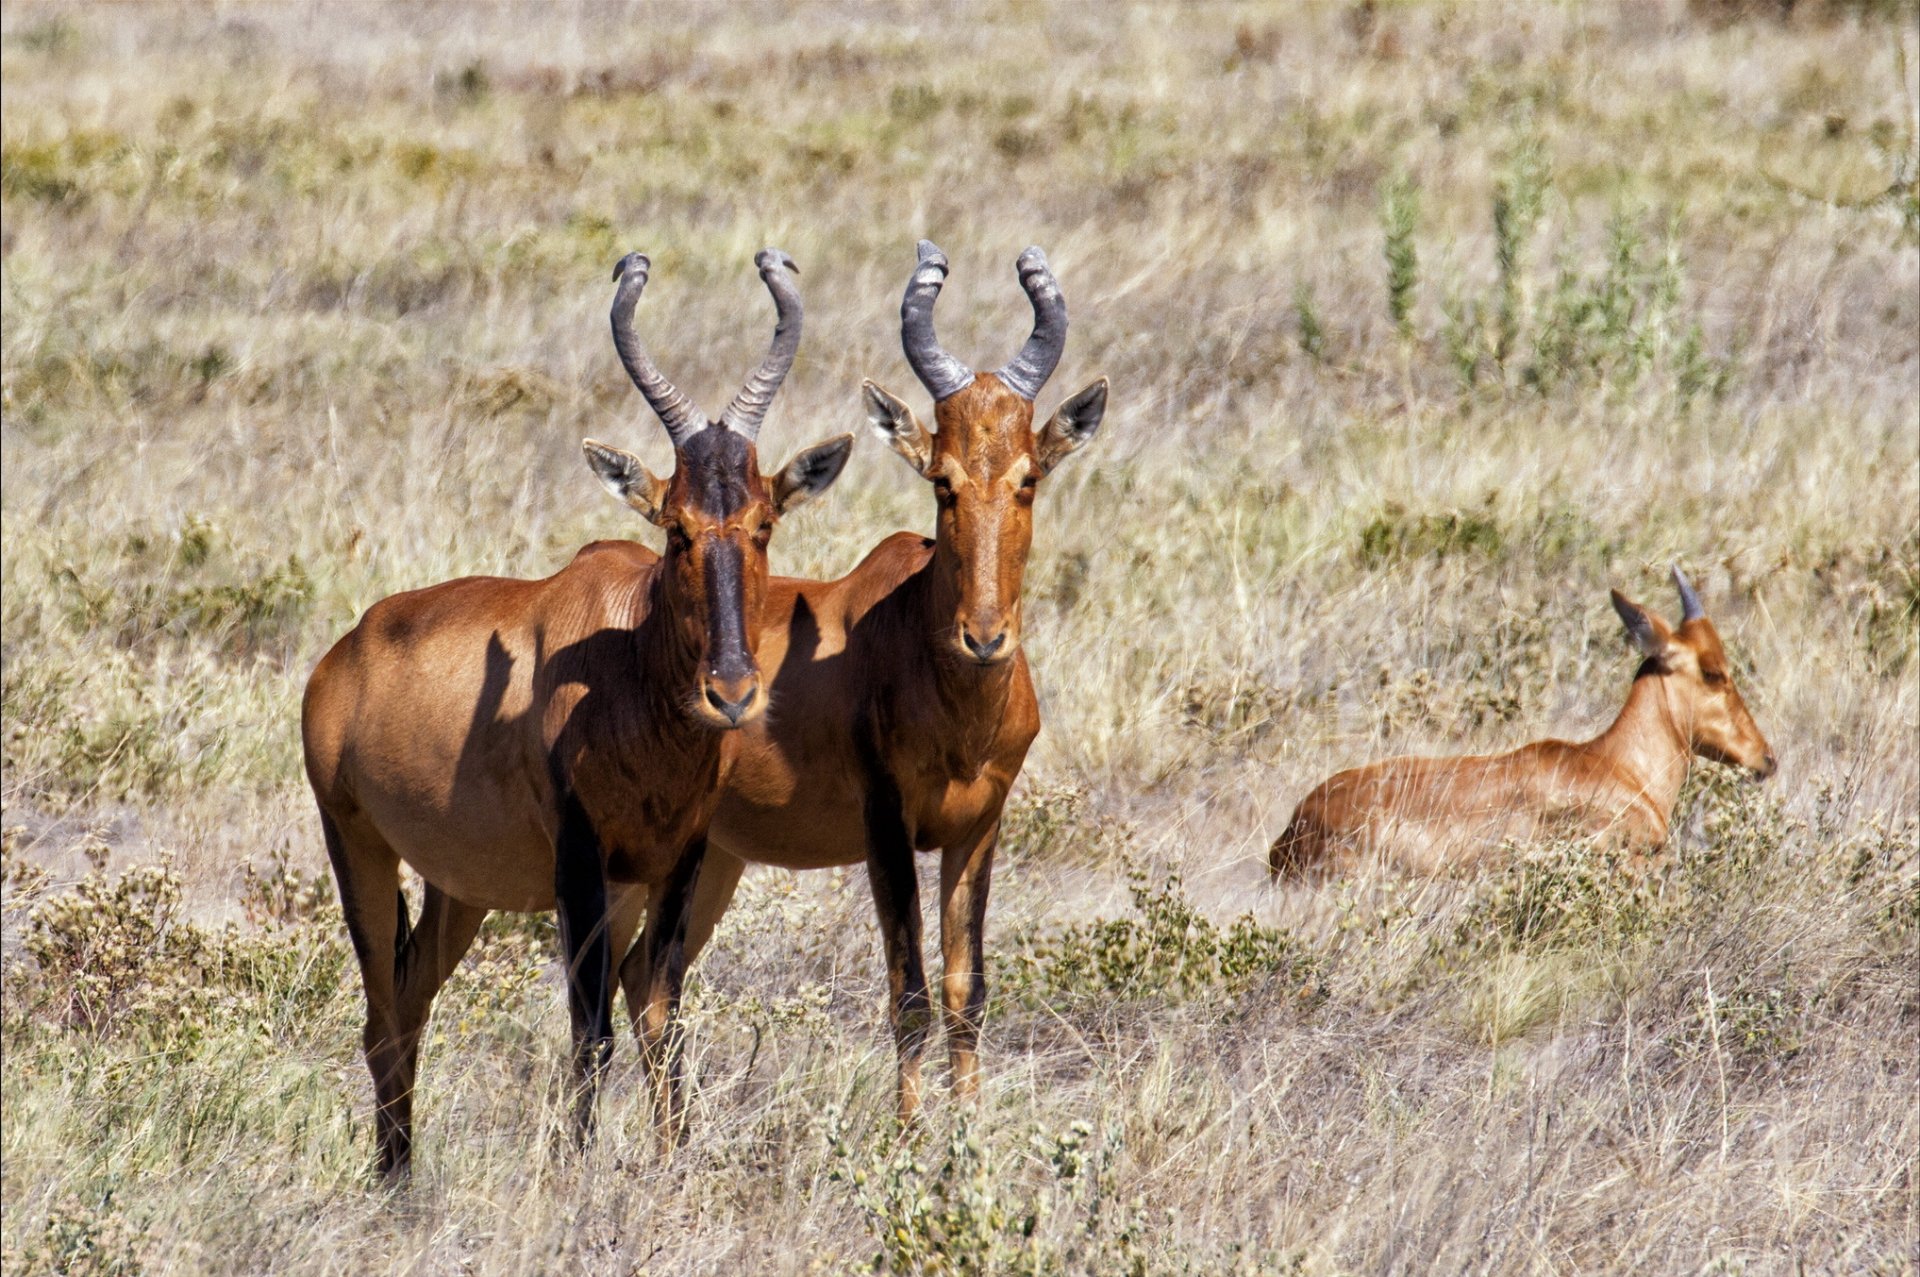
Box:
xmin=609 ymin=251 xmax=703 ymax=448
xmin=1672 ymin=563 xmax=1705 ymax=623
xmin=996 ymin=245 xmax=1067 ymax=402
xmin=900 ymin=239 xmax=974 ymax=402
xmin=721 ymin=248 xmax=804 ymax=441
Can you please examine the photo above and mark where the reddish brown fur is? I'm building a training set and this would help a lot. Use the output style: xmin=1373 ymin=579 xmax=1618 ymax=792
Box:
xmin=1270 ymin=585 xmax=1776 ymax=880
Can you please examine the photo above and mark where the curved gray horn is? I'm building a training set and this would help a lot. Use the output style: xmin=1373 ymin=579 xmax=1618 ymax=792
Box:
xmin=901 ymin=240 xmax=974 ymax=402
xmin=610 ymin=251 xmax=703 ymax=448
xmin=721 ymin=248 xmax=803 ymax=441
xmin=996 ymin=245 xmax=1067 ymax=401
xmin=1672 ymin=563 xmax=1705 ymax=623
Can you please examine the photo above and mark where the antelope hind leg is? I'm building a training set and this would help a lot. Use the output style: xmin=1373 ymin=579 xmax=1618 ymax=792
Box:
xmin=317 ymin=808 xmax=413 ymax=1181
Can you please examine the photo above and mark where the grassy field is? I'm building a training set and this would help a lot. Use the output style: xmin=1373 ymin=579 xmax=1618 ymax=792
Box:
xmin=3 ymin=1 xmax=1917 ymax=1273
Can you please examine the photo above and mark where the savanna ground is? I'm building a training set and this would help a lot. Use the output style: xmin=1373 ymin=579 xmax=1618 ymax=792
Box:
xmin=3 ymin=2 xmax=1918 ymax=1273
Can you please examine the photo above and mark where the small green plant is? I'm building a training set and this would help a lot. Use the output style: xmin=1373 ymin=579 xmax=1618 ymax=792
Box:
xmin=23 ymin=861 xmax=200 ymax=1035
xmin=9 ymin=1189 xmax=145 ymax=1277
xmin=1440 ymin=293 xmax=1484 ymax=389
xmin=1838 ymin=815 xmax=1920 ymax=940
xmin=1521 ymin=205 xmax=1729 ymax=401
xmin=1689 ymin=979 xmax=1814 ymax=1065
xmin=1492 ymin=133 xmax=1550 ymax=370
xmin=1380 ymin=170 xmax=1421 ymax=337
xmin=826 ymin=1111 xmax=1148 ymax=1277
xmin=999 ymin=779 xmax=1091 ymax=861
xmin=239 ymin=845 xmax=334 ymax=930
xmin=827 ymin=1110 xmax=1308 ymax=1276
xmin=1357 ymin=500 xmax=1505 ymax=566
xmin=830 ymin=1111 xmax=1048 ymax=1276
xmin=53 ymin=515 xmax=315 ymax=660
xmin=1293 ymin=280 xmax=1327 ymax=361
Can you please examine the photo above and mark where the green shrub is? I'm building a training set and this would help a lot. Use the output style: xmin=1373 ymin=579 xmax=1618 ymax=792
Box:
xmin=7 ymin=1189 xmax=145 ymax=1277
xmin=828 ymin=1109 xmax=1310 ymax=1277
xmin=1429 ymin=837 xmax=1667 ymax=973
xmin=53 ymin=516 xmax=315 ymax=660
xmin=998 ymin=872 xmax=1324 ymax=1008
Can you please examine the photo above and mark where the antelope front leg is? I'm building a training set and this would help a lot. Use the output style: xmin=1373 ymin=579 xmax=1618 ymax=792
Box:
xmin=938 ymin=816 xmax=999 ymax=1100
xmin=638 ymin=834 xmax=709 ymax=1144
xmin=864 ymin=777 xmax=930 ymax=1123
xmin=553 ymin=794 xmax=615 ymax=1147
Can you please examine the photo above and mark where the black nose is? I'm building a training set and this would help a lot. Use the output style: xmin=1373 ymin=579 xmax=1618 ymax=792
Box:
xmin=961 ymin=629 xmax=1006 ymax=661
xmin=1759 ymin=752 xmax=1778 ymax=779
xmin=705 ymin=684 xmax=756 ymax=725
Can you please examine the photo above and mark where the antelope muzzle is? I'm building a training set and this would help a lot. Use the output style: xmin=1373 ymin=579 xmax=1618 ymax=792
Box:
xmin=953 ymin=602 xmax=1021 ymax=667
xmin=693 ymin=536 xmax=766 ymax=728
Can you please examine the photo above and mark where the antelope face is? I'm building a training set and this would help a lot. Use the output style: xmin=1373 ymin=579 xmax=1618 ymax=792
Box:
xmin=866 ymin=376 xmax=1106 ymax=664
xmin=867 ymin=241 xmax=1108 ymax=666
xmin=1612 ymin=570 xmax=1777 ymax=780
xmin=1668 ymin=620 xmax=1776 ymax=778
xmin=587 ymin=247 xmax=852 ymax=727
xmin=585 ymin=427 xmax=852 ymax=728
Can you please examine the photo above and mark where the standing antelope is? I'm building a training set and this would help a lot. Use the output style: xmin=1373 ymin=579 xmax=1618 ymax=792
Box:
xmin=1268 ymin=568 xmax=1777 ymax=879
xmin=301 ymin=248 xmax=852 ymax=1178
xmin=613 ymin=241 xmax=1108 ymax=1121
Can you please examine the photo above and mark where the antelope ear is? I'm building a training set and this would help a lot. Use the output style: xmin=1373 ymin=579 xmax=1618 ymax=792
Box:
xmin=1611 ymin=589 xmax=1674 ymax=661
xmin=863 ymin=380 xmax=934 ymax=475
xmin=772 ymin=433 xmax=855 ymax=515
xmin=583 ymin=439 xmax=671 ymax=526
xmin=1035 ymin=377 xmax=1108 ymax=474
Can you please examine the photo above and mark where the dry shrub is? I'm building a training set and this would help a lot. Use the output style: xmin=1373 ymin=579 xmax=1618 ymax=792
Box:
xmin=827 ymin=1109 xmax=1309 ymax=1276
xmin=998 ymin=871 xmax=1325 ymax=1008
xmin=13 ymin=858 xmax=348 ymax=1046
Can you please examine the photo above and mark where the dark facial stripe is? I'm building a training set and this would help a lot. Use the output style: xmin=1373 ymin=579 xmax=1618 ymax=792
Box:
xmin=702 ymin=537 xmax=753 ymax=681
xmin=680 ymin=425 xmax=755 ymax=519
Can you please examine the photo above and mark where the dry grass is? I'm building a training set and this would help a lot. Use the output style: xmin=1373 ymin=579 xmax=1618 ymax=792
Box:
xmin=3 ymin=1 xmax=1917 ymax=1273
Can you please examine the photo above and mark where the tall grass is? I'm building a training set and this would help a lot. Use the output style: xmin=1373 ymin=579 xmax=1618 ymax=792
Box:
xmin=3 ymin=2 xmax=1917 ymax=1273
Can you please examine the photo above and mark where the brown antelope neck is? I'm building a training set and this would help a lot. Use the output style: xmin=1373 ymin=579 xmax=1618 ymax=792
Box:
xmin=1269 ymin=567 xmax=1776 ymax=880
xmin=302 ymin=248 xmax=849 ymax=1179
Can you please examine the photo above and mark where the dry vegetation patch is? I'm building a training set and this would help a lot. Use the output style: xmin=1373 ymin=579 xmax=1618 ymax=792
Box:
xmin=3 ymin=1 xmax=1916 ymax=1273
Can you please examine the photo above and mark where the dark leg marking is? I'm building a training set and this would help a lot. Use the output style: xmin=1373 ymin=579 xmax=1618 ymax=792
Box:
xmin=856 ymin=727 xmax=931 ymax=1121
xmin=553 ymin=790 xmax=614 ymax=1145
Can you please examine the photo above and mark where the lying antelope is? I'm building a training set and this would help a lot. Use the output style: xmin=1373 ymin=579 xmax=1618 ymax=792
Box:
xmin=1268 ymin=569 xmax=1776 ymax=879
xmin=613 ymin=241 xmax=1108 ymax=1121
xmin=301 ymin=248 xmax=851 ymax=1177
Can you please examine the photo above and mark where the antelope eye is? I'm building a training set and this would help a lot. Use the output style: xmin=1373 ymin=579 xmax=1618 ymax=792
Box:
xmin=1702 ymin=669 xmax=1726 ymax=686
xmin=667 ymin=525 xmax=693 ymax=551
xmin=931 ymin=477 xmax=956 ymax=506
xmin=752 ymin=522 xmax=773 ymax=548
